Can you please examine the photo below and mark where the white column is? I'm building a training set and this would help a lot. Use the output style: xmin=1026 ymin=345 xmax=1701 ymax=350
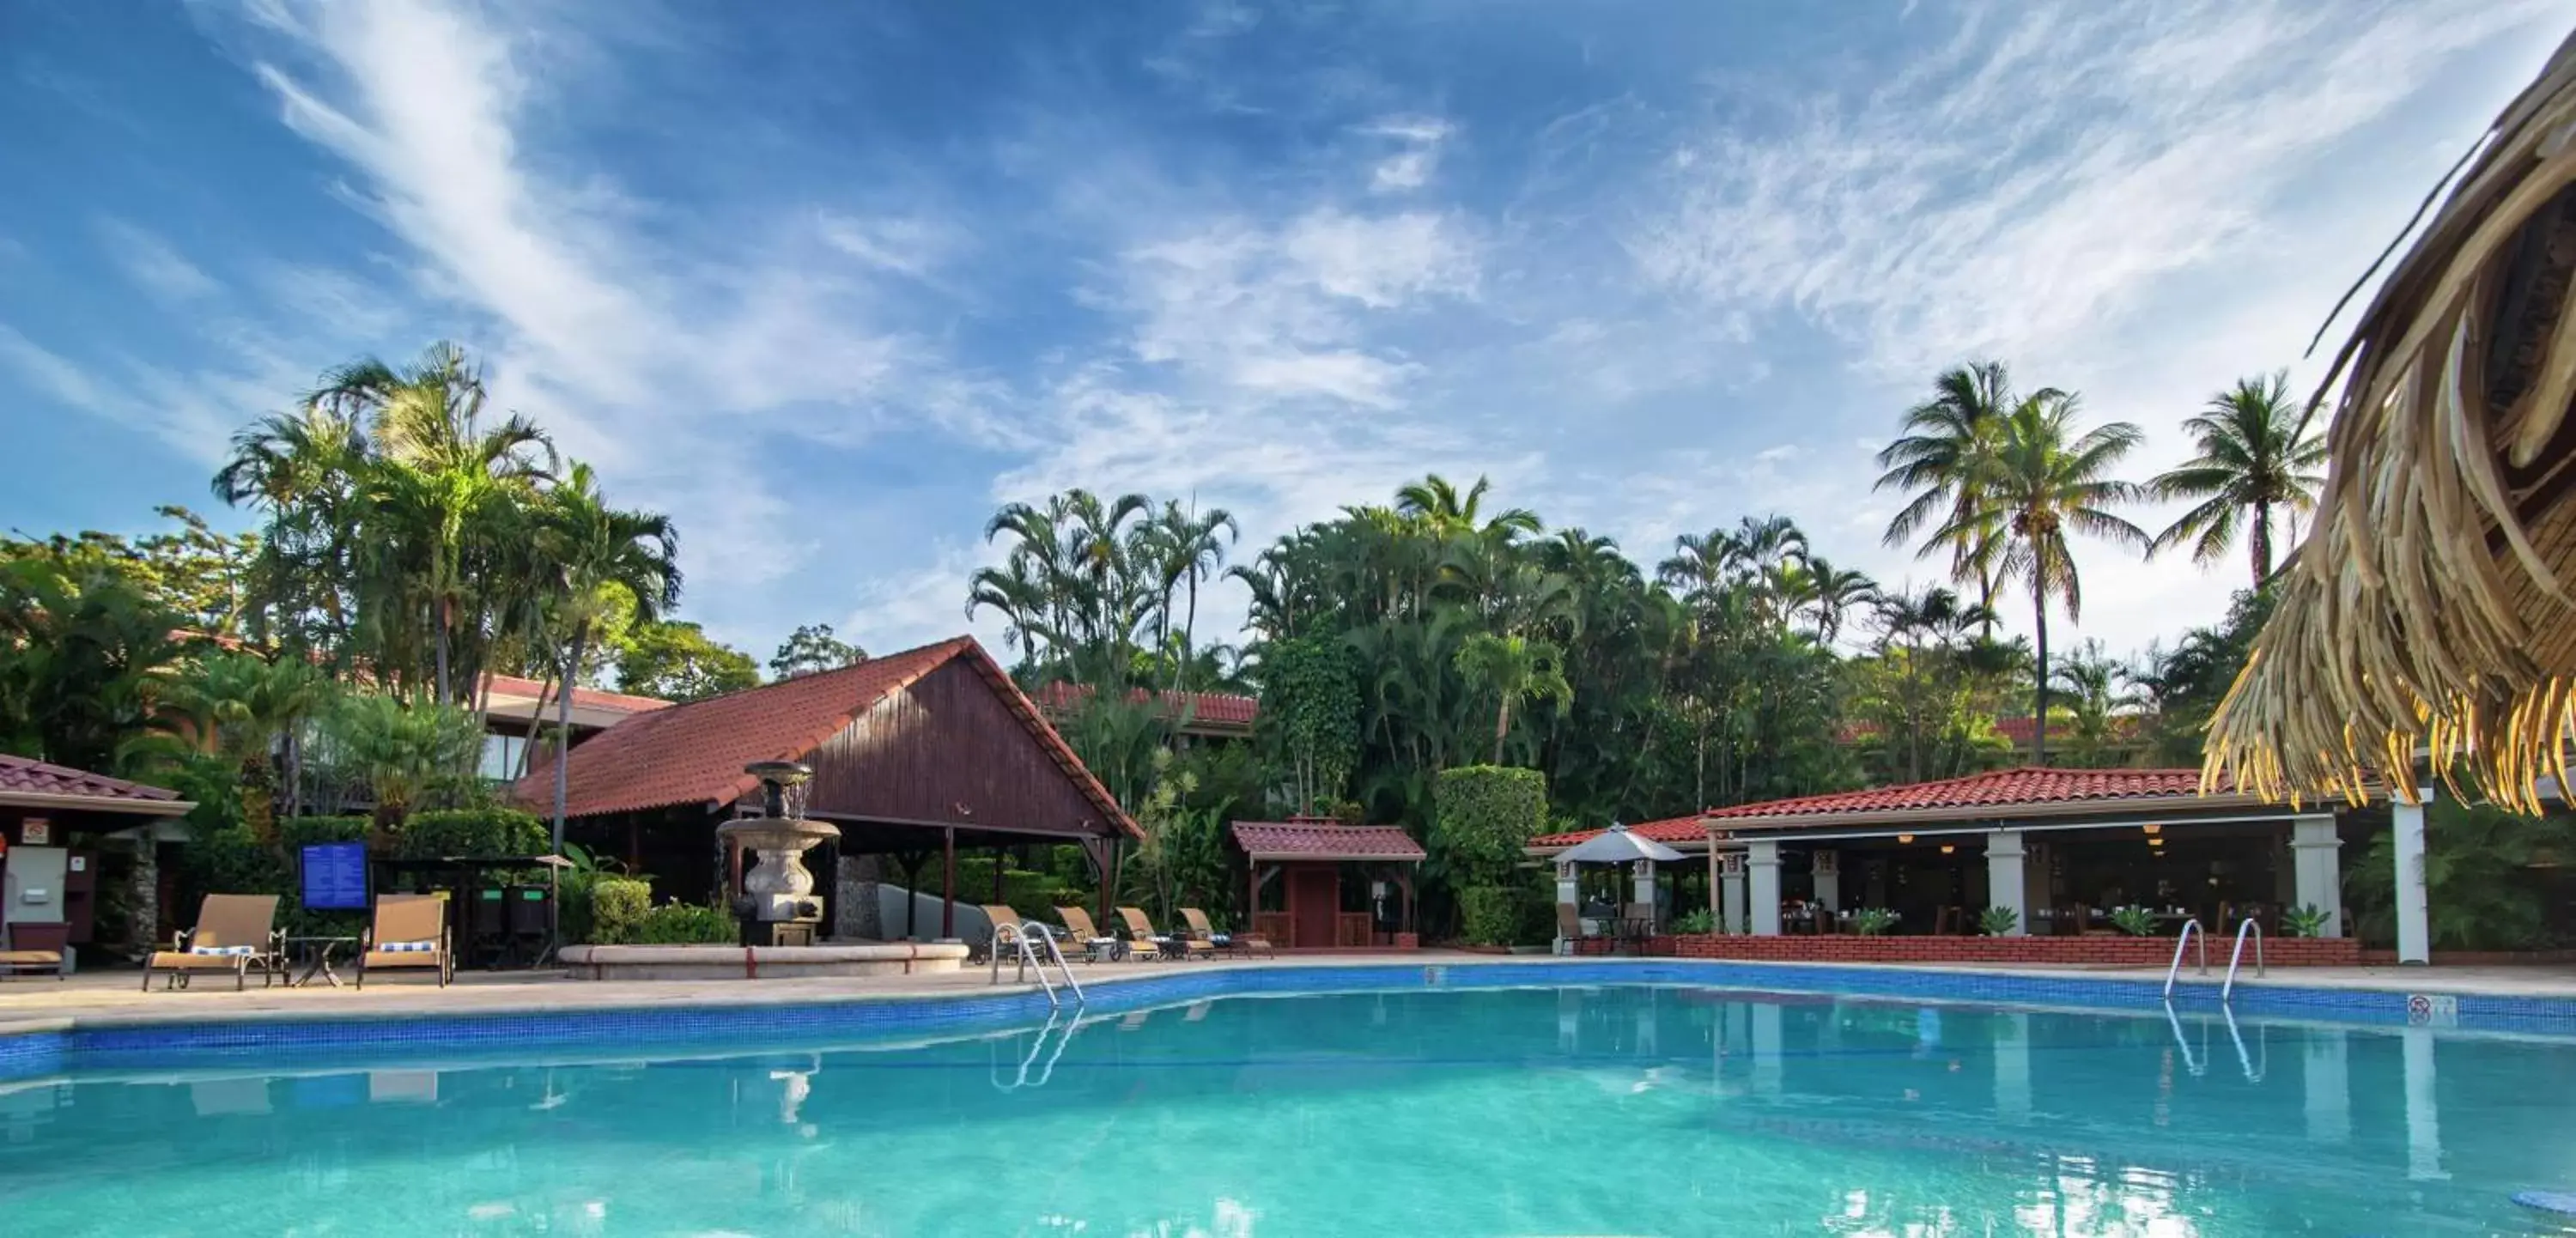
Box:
xmin=1720 ymin=852 xmax=1747 ymax=935
xmin=1748 ymin=841 xmax=1782 ymax=936
xmin=1995 ymin=1012 xmax=2032 ymax=1120
xmin=2288 ymin=815 xmax=2344 ymax=938
xmin=1554 ymin=860 xmax=1580 ymax=956
xmin=2301 ymin=1027 xmax=2351 ymax=1144
xmin=2402 ymin=1025 xmax=2445 ymax=1180
xmin=1985 ymin=829 xmax=2028 ymax=937
xmin=2393 ymin=789 xmax=2433 ymax=964
xmin=1632 ymin=859 xmax=1658 ymax=929
xmin=1811 ymin=850 xmax=1840 ymax=913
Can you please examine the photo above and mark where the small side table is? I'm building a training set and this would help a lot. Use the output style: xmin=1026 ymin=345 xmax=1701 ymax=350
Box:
xmin=287 ymin=936 xmax=358 ymax=988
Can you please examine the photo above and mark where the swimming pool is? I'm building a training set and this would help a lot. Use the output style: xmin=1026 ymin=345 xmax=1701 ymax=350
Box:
xmin=3 ymin=983 xmax=2573 ymax=1235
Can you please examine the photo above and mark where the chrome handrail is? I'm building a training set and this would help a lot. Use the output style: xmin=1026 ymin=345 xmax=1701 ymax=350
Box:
xmin=1026 ymin=922 xmax=1085 ymax=1008
xmin=990 ymin=924 xmax=1061 ymax=1007
xmin=2221 ymin=919 xmax=2266 ymax=1004
xmin=2162 ymin=918 xmax=2207 ymax=1000
xmin=2219 ymin=1003 xmax=2266 ymax=1082
xmin=2160 ymin=999 xmax=2208 ymax=1077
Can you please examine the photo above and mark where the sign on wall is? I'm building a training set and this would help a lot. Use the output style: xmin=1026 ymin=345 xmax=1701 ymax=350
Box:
xmin=21 ymin=818 xmax=49 ymax=846
xmin=300 ymin=842 xmax=370 ymax=912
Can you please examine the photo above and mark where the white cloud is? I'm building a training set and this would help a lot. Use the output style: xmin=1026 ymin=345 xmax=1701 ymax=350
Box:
xmin=817 ymin=212 xmax=963 ymax=282
xmin=94 ymin=220 xmax=220 ymax=302
xmin=1359 ymin=114 xmax=1454 ymax=192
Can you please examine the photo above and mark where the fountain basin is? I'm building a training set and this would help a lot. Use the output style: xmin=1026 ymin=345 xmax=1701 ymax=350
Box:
xmin=558 ymin=942 xmax=971 ymax=981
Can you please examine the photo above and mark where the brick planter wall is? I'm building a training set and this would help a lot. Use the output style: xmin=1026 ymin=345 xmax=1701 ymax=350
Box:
xmin=1587 ymin=934 xmax=2361 ymax=967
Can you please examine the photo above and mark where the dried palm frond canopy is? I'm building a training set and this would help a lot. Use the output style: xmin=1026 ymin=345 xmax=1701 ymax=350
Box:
xmin=2206 ymin=30 xmax=2576 ymax=813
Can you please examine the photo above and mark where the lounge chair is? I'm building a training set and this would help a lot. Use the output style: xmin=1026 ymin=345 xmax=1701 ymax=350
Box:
xmin=0 ymin=924 xmax=64 ymax=980
xmin=1118 ymin=907 xmax=1211 ymax=960
xmin=982 ymin=904 xmax=1068 ymax=962
xmin=1181 ymin=907 xmax=1272 ymax=958
xmin=1054 ymin=906 xmax=1123 ymax=962
xmin=143 ymin=894 xmax=285 ymax=991
xmin=355 ymin=894 xmax=452 ymax=988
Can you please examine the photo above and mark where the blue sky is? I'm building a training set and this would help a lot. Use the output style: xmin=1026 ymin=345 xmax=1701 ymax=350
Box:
xmin=2 ymin=0 xmax=2565 ymax=667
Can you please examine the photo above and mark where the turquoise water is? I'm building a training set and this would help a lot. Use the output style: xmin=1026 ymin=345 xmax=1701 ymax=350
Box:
xmin=3 ymin=987 xmax=2575 ymax=1235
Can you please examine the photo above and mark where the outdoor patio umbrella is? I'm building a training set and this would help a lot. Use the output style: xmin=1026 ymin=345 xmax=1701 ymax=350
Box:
xmin=1556 ymin=822 xmax=1686 ymax=865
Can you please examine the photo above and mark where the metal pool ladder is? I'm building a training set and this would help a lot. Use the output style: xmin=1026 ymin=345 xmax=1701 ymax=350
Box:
xmin=2161 ymin=918 xmax=2207 ymax=1000
xmin=2221 ymin=918 xmax=2266 ymax=1004
xmin=992 ymin=921 xmax=1087 ymax=1010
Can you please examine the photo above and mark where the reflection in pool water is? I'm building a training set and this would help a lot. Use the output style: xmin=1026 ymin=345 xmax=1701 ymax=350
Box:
xmin=2 ymin=987 xmax=2572 ymax=1235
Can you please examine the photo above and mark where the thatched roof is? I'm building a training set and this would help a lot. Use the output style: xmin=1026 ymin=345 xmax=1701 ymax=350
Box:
xmin=2206 ymin=30 xmax=2576 ymax=812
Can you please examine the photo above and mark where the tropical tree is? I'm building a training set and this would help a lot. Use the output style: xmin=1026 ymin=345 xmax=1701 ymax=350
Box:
xmin=2048 ymin=640 xmax=2136 ymax=768
xmin=1936 ymin=391 xmax=2146 ymax=762
xmin=615 ymin=621 xmax=756 ymax=701
xmin=1452 ymin=633 xmax=1574 ymax=766
xmin=1798 ymin=555 xmax=1880 ymax=646
xmin=1140 ymin=499 xmax=1238 ymax=692
xmin=2148 ymin=371 xmax=2329 ymax=585
xmin=770 ymin=623 xmax=865 ymax=679
xmin=316 ymin=693 xmax=485 ymax=833
xmin=0 ymin=559 xmax=185 ymax=773
xmin=534 ymin=464 xmax=680 ymax=845
xmin=163 ymin=650 xmax=337 ymax=841
xmin=1876 ymin=361 xmax=2023 ymax=632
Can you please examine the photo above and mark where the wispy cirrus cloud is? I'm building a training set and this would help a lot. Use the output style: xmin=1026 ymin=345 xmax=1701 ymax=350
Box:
xmin=94 ymin=219 xmax=221 ymax=302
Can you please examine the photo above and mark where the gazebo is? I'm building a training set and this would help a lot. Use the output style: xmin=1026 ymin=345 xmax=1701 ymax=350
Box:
xmin=1230 ymin=817 xmax=1424 ymax=950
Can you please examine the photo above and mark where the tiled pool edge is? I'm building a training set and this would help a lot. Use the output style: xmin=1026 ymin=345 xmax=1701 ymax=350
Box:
xmin=7 ymin=958 xmax=2571 ymax=1079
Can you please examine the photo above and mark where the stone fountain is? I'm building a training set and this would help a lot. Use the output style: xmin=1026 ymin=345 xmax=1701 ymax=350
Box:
xmin=717 ymin=761 xmax=841 ymax=946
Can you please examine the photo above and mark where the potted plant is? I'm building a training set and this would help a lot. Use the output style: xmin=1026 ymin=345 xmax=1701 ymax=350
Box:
xmin=1851 ymin=907 xmax=1898 ymax=936
xmin=2282 ymin=904 xmax=2332 ymax=938
xmin=2109 ymin=907 xmax=2158 ymax=937
xmin=1673 ymin=908 xmax=1714 ymax=935
xmin=1978 ymin=906 xmax=2020 ymax=937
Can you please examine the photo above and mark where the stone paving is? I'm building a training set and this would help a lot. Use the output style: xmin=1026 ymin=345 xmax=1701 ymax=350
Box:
xmin=2 ymin=953 xmax=2570 ymax=1035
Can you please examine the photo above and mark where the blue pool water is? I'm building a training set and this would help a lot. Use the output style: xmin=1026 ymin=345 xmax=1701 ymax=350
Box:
xmin=3 ymin=986 xmax=2574 ymax=1235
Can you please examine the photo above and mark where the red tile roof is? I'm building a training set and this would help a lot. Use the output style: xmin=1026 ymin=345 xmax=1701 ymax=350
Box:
xmin=482 ymin=674 xmax=672 ymax=717
xmin=1032 ymin=682 xmax=1258 ymax=729
xmin=0 ymin=754 xmax=188 ymax=811
xmin=1230 ymin=821 xmax=1426 ymax=862
xmin=517 ymin=636 xmax=1139 ymax=836
xmin=1529 ymin=812 xmax=1710 ymax=849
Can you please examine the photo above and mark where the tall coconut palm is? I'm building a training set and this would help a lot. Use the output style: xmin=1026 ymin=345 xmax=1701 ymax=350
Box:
xmin=1876 ymin=361 xmax=2031 ymax=634
xmin=1395 ymin=474 xmax=1540 ymax=545
xmin=2148 ymin=371 xmax=2329 ymax=586
xmin=1451 ymin=631 xmax=1573 ymax=766
xmin=1941 ymin=391 xmax=2147 ymax=762
xmin=1143 ymin=499 xmax=1238 ymax=691
xmin=534 ymin=463 xmax=680 ymax=849
xmin=1800 ymin=556 xmax=1880 ymax=645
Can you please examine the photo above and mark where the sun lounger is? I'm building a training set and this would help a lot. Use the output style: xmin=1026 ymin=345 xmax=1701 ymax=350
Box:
xmin=355 ymin=894 xmax=452 ymax=988
xmin=143 ymin=894 xmax=284 ymax=991
xmin=1118 ymin=906 xmax=1211 ymax=960
xmin=0 ymin=924 xmax=64 ymax=980
xmin=1181 ymin=907 xmax=1272 ymax=958
xmin=1054 ymin=906 xmax=1122 ymax=962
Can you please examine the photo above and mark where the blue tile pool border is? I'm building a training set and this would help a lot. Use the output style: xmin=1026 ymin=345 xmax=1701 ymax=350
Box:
xmin=8 ymin=959 xmax=2573 ymax=1080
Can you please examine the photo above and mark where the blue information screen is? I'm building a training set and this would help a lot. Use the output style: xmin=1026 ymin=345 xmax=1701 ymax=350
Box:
xmin=301 ymin=842 xmax=369 ymax=911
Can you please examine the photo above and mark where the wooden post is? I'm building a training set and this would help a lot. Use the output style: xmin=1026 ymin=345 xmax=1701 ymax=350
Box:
xmin=940 ymin=827 xmax=956 ymax=938
xmin=1097 ymin=838 xmax=1121 ymax=927
xmin=992 ymin=844 xmax=1005 ymax=905
xmin=1399 ymin=869 xmax=1415 ymax=933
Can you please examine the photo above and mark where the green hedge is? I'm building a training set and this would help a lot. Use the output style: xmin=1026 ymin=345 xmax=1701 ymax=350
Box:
xmin=179 ymin=816 xmax=374 ymax=938
xmin=1458 ymin=886 xmax=1521 ymax=947
xmin=944 ymin=856 xmax=1068 ymax=913
xmin=1432 ymin=766 xmax=1548 ymax=889
xmin=635 ymin=902 xmax=737 ymax=944
xmin=587 ymin=878 xmax=651 ymax=944
xmin=397 ymin=808 xmax=549 ymax=859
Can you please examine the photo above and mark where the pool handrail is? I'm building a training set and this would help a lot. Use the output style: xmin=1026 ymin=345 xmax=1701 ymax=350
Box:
xmin=2162 ymin=918 xmax=2207 ymax=1000
xmin=2221 ymin=918 xmax=2266 ymax=1004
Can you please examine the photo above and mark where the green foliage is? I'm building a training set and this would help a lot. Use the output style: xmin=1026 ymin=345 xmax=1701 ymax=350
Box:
xmin=398 ymin=807 xmax=549 ymax=859
xmin=2281 ymin=904 xmax=2332 ymax=938
xmin=1978 ymin=906 xmax=2020 ymax=937
xmin=0 ymin=506 xmax=258 ymax=639
xmin=314 ymin=694 xmax=485 ymax=826
xmin=1850 ymin=907 xmax=1898 ymax=936
xmin=1259 ymin=634 xmax=1361 ymax=812
xmin=769 ymin=623 xmax=866 ymax=679
xmin=1457 ymin=886 xmax=1522 ymax=946
xmin=176 ymin=812 xmax=370 ymax=938
xmin=1452 ymin=632 xmax=1573 ymax=766
xmin=1121 ymin=748 xmax=1233 ymax=924
xmin=2109 ymin=907 xmax=2158 ymax=937
xmin=2346 ymin=799 xmax=2560 ymax=951
xmin=1673 ymin=907 xmax=1715 ymax=935
xmin=634 ymin=902 xmax=738 ymax=944
xmin=586 ymin=878 xmax=652 ymax=944
xmin=0 ymin=557 xmax=185 ymax=772
xmin=616 ymin=621 xmax=759 ymax=701
xmin=1431 ymin=766 xmax=1547 ymax=889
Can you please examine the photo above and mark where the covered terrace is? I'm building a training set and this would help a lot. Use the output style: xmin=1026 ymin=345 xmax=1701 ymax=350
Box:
xmin=521 ymin=636 xmax=1142 ymax=943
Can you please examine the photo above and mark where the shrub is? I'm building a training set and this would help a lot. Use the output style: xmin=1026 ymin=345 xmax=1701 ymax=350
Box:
xmin=635 ymin=902 xmax=738 ymax=944
xmin=397 ymin=808 xmax=549 ymax=860
xmin=1458 ymin=885 xmax=1522 ymax=946
xmin=1850 ymin=907 xmax=1898 ymax=936
xmin=1431 ymin=766 xmax=1547 ymax=889
xmin=2109 ymin=907 xmax=2158 ymax=937
xmin=587 ymin=878 xmax=651 ymax=944
xmin=1673 ymin=908 xmax=1715 ymax=935
xmin=2282 ymin=904 xmax=2332 ymax=938
xmin=1978 ymin=906 xmax=2020 ymax=937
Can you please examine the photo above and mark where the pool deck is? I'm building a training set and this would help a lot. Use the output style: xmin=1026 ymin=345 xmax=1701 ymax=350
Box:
xmin=3 ymin=954 xmax=2572 ymax=1035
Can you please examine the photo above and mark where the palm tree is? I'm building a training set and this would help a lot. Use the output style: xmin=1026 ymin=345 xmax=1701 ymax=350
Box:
xmin=1144 ymin=499 xmax=1238 ymax=691
xmin=164 ymin=651 xmax=336 ymax=842
xmin=1876 ymin=361 xmax=2029 ymax=633
xmin=1396 ymin=474 xmax=1540 ymax=545
xmin=2148 ymin=371 xmax=2329 ymax=585
xmin=535 ymin=463 xmax=680 ymax=850
xmin=2048 ymin=640 xmax=2136 ymax=768
xmin=1941 ymin=391 xmax=2147 ymax=762
xmin=1451 ymin=632 xmax=1573 ymax=765
xmin=1800 ymin=556 xmax=1880 ymax=645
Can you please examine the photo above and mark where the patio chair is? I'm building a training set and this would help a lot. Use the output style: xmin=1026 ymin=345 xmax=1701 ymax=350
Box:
xmin=143 ymin=894 xmax=285 ymax=992
xmin=1118 ymin=907 xmax=1211 ymax=960
xmin=1555 ymin=901 xmax=1593 ymax=955
xmin=0 ymin=923 xmax=65 ymax=980
xmin=1181 ymin=907 xmax=1273 ymax=958
xmin=355 ymin=894 xmax=452 ymax=988
xmin=1054 ymin=906 xmax=1123 ymax=962
xmin=982 ymin=904 xmax=1068 ymax=962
